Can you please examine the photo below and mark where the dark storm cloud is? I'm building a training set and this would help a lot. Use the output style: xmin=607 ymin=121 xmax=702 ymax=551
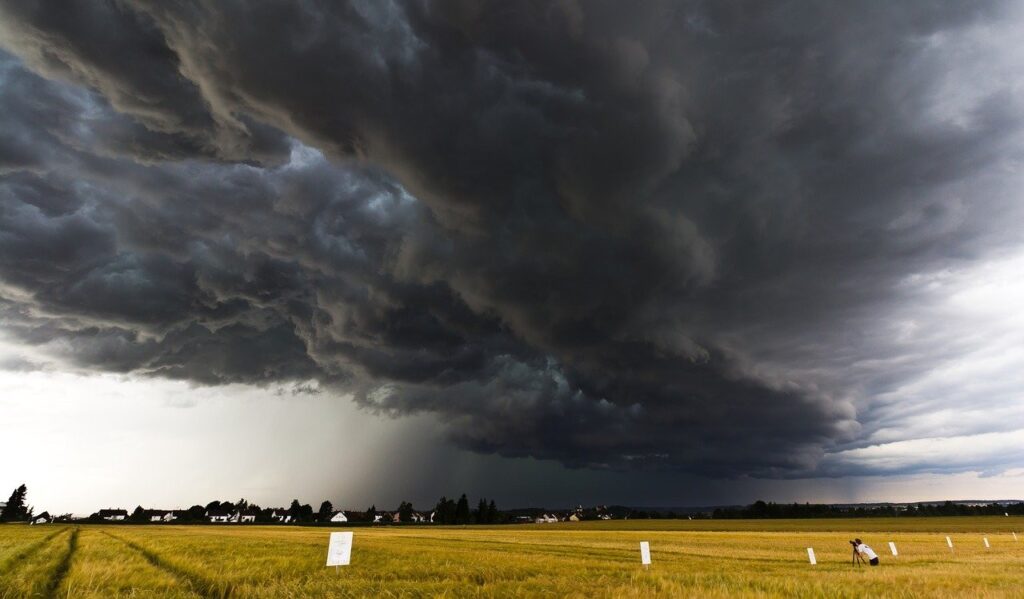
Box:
xmin=0 ymin=1 xmax=290 ymax=163
xmin=1 ymin=1 xmax=1023 ymax=478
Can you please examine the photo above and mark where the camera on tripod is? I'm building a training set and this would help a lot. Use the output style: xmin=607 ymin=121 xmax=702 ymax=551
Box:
xmin=849 ymin=539 xmax=866 ymax=566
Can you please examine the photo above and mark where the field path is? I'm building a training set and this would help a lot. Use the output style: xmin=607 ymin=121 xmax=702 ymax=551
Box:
xmin=101 ymin=530 xmax=235 ymax=599
xmin=43 ymin=527 xmax=79 ymax=599
xmin=0 ymin=526 xmax=68 ymax=574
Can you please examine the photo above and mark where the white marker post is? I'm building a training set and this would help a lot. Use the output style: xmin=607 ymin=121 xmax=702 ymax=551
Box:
xmin=946 ymin=536 xmax=954 ymax=553
xmin=807 ymin=547 xmax=817 ymax=565
xmin=1013 ymin=532 xmax=1018 ymax=542
xmin=983 ymin=537 xmax=990 ymax=549
xmin=326 ymin=531 xmax=353 ymax=572
xmin=888 ymin=541 xmax=898 ymax=556
xmin=639 ymin=541 xmax=652 ymax=568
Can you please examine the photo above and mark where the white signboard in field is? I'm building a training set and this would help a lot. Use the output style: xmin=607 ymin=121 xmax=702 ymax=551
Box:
xmin=1013 ymin=532 xmax=1018 ymax=541
xmin=806 ymin=547 xmax=816 ymax=565
xmin=639 ymin=541 xmax=651 ymax=565
xmin=326 ymin=532 xmax=353 ymax=567
xmin=983 ymin=537 xmax=990 ymax=548
xmin=946 ymin=536 xmax=953 ymax=548
xmin=888 ymin=542 xmax=898 ymax=556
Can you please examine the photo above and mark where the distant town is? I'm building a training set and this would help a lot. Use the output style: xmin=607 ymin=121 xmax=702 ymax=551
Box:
xmin=2 ymin=484 xmax=1022 ymax=526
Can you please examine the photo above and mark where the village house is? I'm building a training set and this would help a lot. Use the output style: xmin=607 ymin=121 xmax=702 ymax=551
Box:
xmin=534 ymin=514 xmax=558 ymax=523
xmin=206 ymin=509 xmax=235 ymax=523
xmin=330 ymin=511 xmax=348 ymax=523
xmin=31 ymin=512 xmax=51 ymax=525
xmin=98 ymin=509 xmax=128 ymax=521
xmin=270 ymin=509 xmax=292 ymax=523
xmin=377 ymin=510 xmax=428 ymax=524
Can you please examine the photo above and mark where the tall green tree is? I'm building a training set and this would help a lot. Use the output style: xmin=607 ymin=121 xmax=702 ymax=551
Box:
xmin=455 ymin=494 xmax=470 ymax=525
xmin=287 ymin=501 xmax=313 ymax=522
xmin=318 ymin=500 xmax=334 ymax=521
xmin=397 ymin=501 xmax=414 ymax=523
xmin=287 ymin=499 xmax=302 ymax=521
xmin=0 ymin=484 xmax=30 ymax=522
xmin=185 ymin=505 xmax=206 ymax=521
xmin=433 ymin=496 xmax=456 ymax=524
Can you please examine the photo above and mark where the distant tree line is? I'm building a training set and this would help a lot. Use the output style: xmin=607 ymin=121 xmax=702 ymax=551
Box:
xmin=711 ymin=500 xmax=1024 ymax=519
xmin=99 ymin=498 xmax=342 ymax=524
xmin=615 ymin=509 xmax=689 ymax=520
xmin=430 ymin=494 xmax=501 ymax=524
xmin=81 ymin=493 xmax=506 ymax=525
xmin=8 ymin=483 xmax=1020 ymax=525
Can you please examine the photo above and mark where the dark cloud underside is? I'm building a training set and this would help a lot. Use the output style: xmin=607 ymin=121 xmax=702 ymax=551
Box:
xmin=1 ymin=0 xmax=1022 ymax=478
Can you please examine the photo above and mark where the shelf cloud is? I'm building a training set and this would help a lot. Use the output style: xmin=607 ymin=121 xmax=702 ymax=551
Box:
xmin=1 ymin=1 xmax=1023 ymax=481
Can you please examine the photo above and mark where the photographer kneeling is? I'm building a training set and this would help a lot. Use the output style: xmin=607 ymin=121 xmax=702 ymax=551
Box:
xmin=851 ymin=538 xmax=879 ymax=566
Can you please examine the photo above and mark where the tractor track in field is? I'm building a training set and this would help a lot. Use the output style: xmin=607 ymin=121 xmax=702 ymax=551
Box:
xmin=0 ymin=526 xmax=69 ymax=574
xmin=101 ymin=530 xmax=235 ymax=599
xmin=43 ymin=527 xmax=79 ymax=599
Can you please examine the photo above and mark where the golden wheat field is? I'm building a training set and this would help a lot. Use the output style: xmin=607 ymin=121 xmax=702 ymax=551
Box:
xmin=1 ymin=518 xmax=1022 ymax=598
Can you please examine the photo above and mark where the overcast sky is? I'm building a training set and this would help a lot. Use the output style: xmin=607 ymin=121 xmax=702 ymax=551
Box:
xmin=1 ymin=1 xmax=1023 ymax=514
